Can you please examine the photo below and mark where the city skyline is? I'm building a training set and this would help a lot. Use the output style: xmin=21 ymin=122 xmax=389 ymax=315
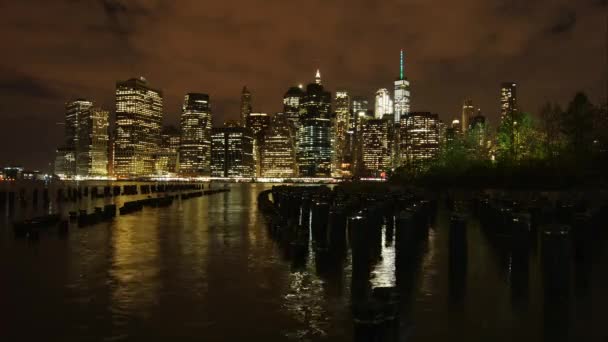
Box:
xmin=1 ymin=0 xmax=607 ymax=170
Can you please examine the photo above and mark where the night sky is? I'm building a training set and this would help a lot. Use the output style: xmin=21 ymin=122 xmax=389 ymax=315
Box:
xmin=1 ymin=0 xmax=606 ymax=170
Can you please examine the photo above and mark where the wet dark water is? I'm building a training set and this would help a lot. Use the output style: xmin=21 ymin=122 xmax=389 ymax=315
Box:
xmin=1 ymin=183 xmax=607 ymax=341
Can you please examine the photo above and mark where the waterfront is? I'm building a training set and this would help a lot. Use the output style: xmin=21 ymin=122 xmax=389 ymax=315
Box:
xmin=1 ymin=183 xmax=607 ymax=341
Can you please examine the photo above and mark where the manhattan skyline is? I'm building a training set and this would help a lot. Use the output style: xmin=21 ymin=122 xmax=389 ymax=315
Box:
xmin=1 ymin=0 xmax=607 ymax=170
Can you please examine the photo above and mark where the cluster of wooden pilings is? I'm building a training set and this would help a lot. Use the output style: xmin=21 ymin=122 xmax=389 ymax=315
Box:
xmin=258 ymin=185 xmax=437 ymax=341
xmin=8 ymin=182 xmax=230 ymax=241
xmin=467 ymin=193 xmax=607 ymax=335
xmin=0 ymin=181 xmax=209 ymax=211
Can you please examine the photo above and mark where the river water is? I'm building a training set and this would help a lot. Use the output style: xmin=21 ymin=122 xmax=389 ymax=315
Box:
xmin=1 ymin=183 xmax=606 ymax=341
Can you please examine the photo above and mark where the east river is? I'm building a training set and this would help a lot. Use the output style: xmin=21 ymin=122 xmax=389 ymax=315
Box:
xmin=1 ymin=183 xmax=606 ymax=341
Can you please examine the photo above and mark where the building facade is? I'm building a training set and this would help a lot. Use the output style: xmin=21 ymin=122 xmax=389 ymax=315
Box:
xmin=211 ymin=126 xmax=255 ymax=178
xmin=393 ymin=49 xmax=411 ymax=124
xmin=400 ymin=112 xmax=441 ymax=170
xmin=462 ymin=99 xmax=475 ymax=132
xmin=283 ymin=86 xmax=304 ymax=130
xmin=297 ymin=73 xmax=333 ymax=177
xmin=375 ymin=88 xmax=393 ymax=119
xmin=240 ymin=86 xmax=252 ymax=127
xmin=500 ymin=82 xmax=518 ymax=123
xmin=76 ymin=106 xmax=109 ymax=177
xmin=155 ymin=126 xmax=180 ymax=176
xmin=179 ymin=93 xmax=212 ymax=176
xmin=334 ymin=91 xmax=350 ymax=177
xmin=361 ymin=119 xmax=390 ymax=178
xmin=246 ymin=112 xmax=270 ymax=176
xmin=261 ymin=114 xmax=297 ymax=178
xmin=114 ymin=77 xmax=163 ymax=178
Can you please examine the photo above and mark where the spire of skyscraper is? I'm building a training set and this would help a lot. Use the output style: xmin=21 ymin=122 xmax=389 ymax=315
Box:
xmin=315 ymin=69 xmax=322 ymax=85
xmin=400 ymin=49 xmax=404 ymax=80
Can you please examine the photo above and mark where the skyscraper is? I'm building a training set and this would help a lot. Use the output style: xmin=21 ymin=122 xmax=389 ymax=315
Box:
xmin=283 ymin=86 xmax=304 ymax=130
xmin=334 ymin=91 xmax=350 ymax=177
xmin=240 ymin=86 xmax=252 ymax=127
xmin=65 ymin=99 xmax=93 ymax=152
xmin=261 ymin=114 xmax=296 ymax=178
xmin=211 ymin=126 xmax=255 ymax=178
xmin=400 ymin=112 xmax=440 ymax=170
xmin=297 ymin=71 xmax=333 ymax=177
xmin=351 ymin=97 xmax=369 ymax=131
xmin=246 ymin=112 xmax=270 ymax=137
xmin=393 ymin=49 xmax=411 ymax=123
xmin=155 ymin=126 xmax=180 ymax=176
xmin=361 ymin=119 xmax=390 ymax=178
xmin=55 ymin=99 xmax=93 ymax=178
xmin=375 ymin=88 xmax=393 ymax=119
xmin=179 ymin=93 xmax=212 ymax=176
xmin=462 ymin=99 xmax=475 ymax=132
xmin=114 ymin=77 xmax=163 ymax=178
xmin=246 ymin=112 xmax=270 ymax=176
xmin=500 ymin=82 xmax=518 ymax=122
xmin=76 ymin=106 xmax=109 ymax=177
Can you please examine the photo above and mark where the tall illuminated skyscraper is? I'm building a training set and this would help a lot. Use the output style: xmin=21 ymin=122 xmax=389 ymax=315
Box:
xmin=246 ymin=112 xmax=270 ymax=137
xmin=55 ymin=99 xmax=94 ymax=178
xmin=297 ymin=71 xmax=332 ymax=177
xmin=375 ymin=88 xmax=393 ymax=119
xmin=361 ymin=119 xmax=390 ymax=178
xmin=65 ymin=99 xmax=92 ymax=152
xmin=240 ymin=86 xmax=252 ymax=127
xmin=246 ymin=112 xmax=270 ymax=176
xmin=283 ymin=86 xmax=304 ymax=130
xmin=334 ymin=91 xmax=350 ymax=176
xmin=462 ymin=99 xmax=475 ymax=132
xmin=500 ymin=82 xmax=518 ymax=122
xmin=400 ymin=112 xmax=440 ymax=171
xmin=76 ymin=106 xmax=109 ymax=177
xmin=179 ymin=93 xmax=212 ymax=176
xmin=211 ymin=126 xmax=255 ymax=178
xmin=155 ymin=126 xmax=180 ymax=176
xmin=393 ymin=49 xmax=411 ymax=123
xmin=261 ymin=114 xmax=296 ymax=178
xmin=114 ymin=77 xmax=163 ymax=178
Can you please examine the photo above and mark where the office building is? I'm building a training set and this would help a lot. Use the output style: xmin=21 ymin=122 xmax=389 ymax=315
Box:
xmin=179 ymin=93 xmax=212 ymax=176
xmin=76 ymin=106 xmax=109 ymax=177
xmin=56 ymin=99 xmax=93 ymax=177
xmin=462 ymin=99 xmax=475 ymax=132
xmin=246 ymin=112 xmax=270 ymax=176
xmin=54 ymin=147 xmax=76 ymax=179
xmin=500 ymin=82 xmax=518 ymax=123
xmin=375 ymin=88 xmax=393 ymax=119
xmin=261 ymin=114 xmax=297 ymax=178
xmin=400 ymin=112 xmax=440 ymax=170
xmin=155 ymin=126 xmax=180 ymax=176
xmin=283 ymin=86 xmax=304 ymax=130
xmin=297 ymin=71 xmax=333 ymax=177
xmin=114 ymin=77 xmax=163 ymax=178
xmin=393 ymin=49 xmax=411 ymax=123
xmin=334 ymin=91 xmax=350 ymax=177
xmin=211 ymin=126 xmax=255 ymax=178
xmin=361 ymin=119 xmax=390 ymax=178
xmin=240 ymin=86 xmax=252 ymax=127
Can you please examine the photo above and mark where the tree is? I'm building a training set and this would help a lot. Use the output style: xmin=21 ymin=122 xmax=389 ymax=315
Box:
xmin=496 ymin=111 xmax=544 ymax=163
xmin=561 ymin=93 xmax=595 ymax=159
xmin=539 ymin=102 xmax=563 ymax=160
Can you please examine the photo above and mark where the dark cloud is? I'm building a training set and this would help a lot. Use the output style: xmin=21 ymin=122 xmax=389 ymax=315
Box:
xmin=0 ymin=0 xmax=605 ymax=170
xmin=0 ymin=71 xmax=58 ymax=100
xmin=548 ymin=9 xmax=577 ymax=35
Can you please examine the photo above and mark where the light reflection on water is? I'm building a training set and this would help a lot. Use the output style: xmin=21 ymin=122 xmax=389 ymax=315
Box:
xmin=1 ymin=183 xmax=606 ymax=341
